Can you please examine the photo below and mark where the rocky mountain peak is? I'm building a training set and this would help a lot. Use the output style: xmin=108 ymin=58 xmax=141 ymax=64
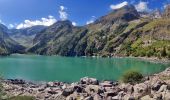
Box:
xmin=95 ymin=4 xmax=139 ymax=24
xmin=53 ymin=20 xmax=73 ymax=27
xmin=163 ymin=4 xmax=170 ymax=18
xmin=151 ymin=9 xmax=162 ymax=19
xmin=0 ymin=24 xmax=8 ymax=33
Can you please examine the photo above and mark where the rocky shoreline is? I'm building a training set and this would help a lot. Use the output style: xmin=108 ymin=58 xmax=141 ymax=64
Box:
xmin=2 ymin=68 xmax=170 ymax=100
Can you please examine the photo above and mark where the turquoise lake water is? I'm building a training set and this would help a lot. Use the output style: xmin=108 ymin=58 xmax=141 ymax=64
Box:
xmin=0 ymin=54 xmax=169 ymax=82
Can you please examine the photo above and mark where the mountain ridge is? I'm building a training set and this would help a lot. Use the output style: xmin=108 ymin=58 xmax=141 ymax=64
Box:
xmin=1 ymin=4 xmax=170 ymax=59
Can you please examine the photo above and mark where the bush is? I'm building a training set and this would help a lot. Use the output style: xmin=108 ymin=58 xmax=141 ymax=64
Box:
xmin=161 ymin=47 xmax=167 ymax=57
xmin=121 ymin=70 xmax=143 ymax=84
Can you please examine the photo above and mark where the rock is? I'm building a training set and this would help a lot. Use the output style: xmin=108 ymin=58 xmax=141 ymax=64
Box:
xmin=141 ymin=95 xmax=154 ymax=100
xmin=48 ymin=89 xmax=57 ymax=94
xmin=80 ymin=77 xmax=99 ymax=85
xmin=62 ymin=84 xmax=67 ymax=89
xmin=100 ymin=82 xmax=112 ymax=87
xmin=55 ymin=94 xmax=66 ymax=100
xmin=73 ymin=85 xmax=83 ymax=93
xmin=93 ymin=94 xmax=102 ymax=100
xmin=9 ymin=79 xmax=25 ymax=84
xmin=163 ymin=91 xmax=170 ymax=100
xmin=158 ymin=85 xmax=167 ymax=92
xmin=128 ymin=96 xmax=135 ymax=100
xmin=151 ymin=81 xmax=164 ymax=91
xmin=112 ymin=95 xmax=119 ymax=100
xmin=106 ymin=96 xmax=112 ymax=100
xmin=120 ymin=84 xmax=134 ymax=94
xmin=85 ymin=85 xmax=101 ymax=94
xmin=153 ymin=93 xmax=162 ymax=100
xmin=104 ymin=91 xmax=117 ymax=97
xmin=47 ymin=82 xmax=54 ymax=87
xmin=84 ymin=96 xmax=93 ymax=100
xmin=167 ymin=84 xmax=170 ymax=90
xmin=62 ymin=87 xmax=74 ymax=97
xmin=113 ymin=82 xmax=119 ymax=86
xmin=66 ymin=93 xmax=78 ymax=100
xmin=133 ymin=83 xmax=149 ymax=98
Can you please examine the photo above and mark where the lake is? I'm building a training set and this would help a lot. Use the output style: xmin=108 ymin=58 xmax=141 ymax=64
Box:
xmin=0 ymin=54 xmax=169 ymax=82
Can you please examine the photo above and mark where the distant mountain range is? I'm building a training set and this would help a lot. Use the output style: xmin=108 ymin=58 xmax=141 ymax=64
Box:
xmin=1 ymin=4 xmax=170 ymax=58
xmin=0 ymin=24 xmax=24 ymax=55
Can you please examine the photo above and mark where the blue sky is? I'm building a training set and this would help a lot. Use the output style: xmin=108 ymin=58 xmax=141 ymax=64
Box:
xmin=0 ymin=0 xmax=169 ymax=29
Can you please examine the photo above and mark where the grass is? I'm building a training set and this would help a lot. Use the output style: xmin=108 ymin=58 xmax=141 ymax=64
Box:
xmin=142 ymin=19 xmax=170 ymax=32
xmin=160 ymin=76 xmax=170 ymax=80
xmin=8 ymin=96 xmax=35 ymax=100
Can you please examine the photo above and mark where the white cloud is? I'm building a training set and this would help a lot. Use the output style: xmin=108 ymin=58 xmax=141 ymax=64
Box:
xmin=86 ymin=16 xmax=96 ymax=25
xmin=59 ymin=6 xmax=68 ymax=21
xmin=16 ymin=15 xmax=57 ymax=29
xmin=0 ymin=19 xmax=4 ymax=25
xmin=72 ymin=22 xmax=77 ymax=26
xmin=8 ymin=24 xmax=14 ymax=29
xmin=110 ymin=1 xmax=128 ymax=10
xmin=135 ymin=1 xmax=149 ymax=12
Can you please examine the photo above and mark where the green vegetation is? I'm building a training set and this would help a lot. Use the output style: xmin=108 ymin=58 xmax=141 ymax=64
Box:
xmin=142 ymin=19 xmax=170 ymax=32
xmin=8 ymin=96 xmax=35 ymax=100
xmin=160 ymin=75 xmax=170 ymax=81
xmin=121 ymin=70 xmax=143 ymax=84
xmin=121 ymin=39 xmax=170 ymax=58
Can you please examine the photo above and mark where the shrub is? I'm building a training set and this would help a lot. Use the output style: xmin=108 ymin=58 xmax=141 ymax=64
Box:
xmin=161 ymin=46 xmax=167 ymax=57
xmin=121 ymin=70 xmax=143 ymax=84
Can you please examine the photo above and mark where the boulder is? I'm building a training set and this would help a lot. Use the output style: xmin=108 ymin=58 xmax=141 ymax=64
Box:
xmin=66 ymin=93 xmax=78 ymax=100
xmin=141 ymin=95 xmax=154 ymax=100
xmin=47 ymin=82 xmax=54 ymax=87
xmin=163 ymin=91 xmax=170 ymax=100
xmin=100 ymin=82 xmax=112 ymax=87
xmin=84 ymin=96 xmax=93 ymax=100
xmin=73 ymin=85 xmax=83 ymax=93
xmin=128 ymin=96 xmax=135 ymax=100
xmin=158 ymin=85 xmax=167 ymax=92
xmin=153 ymin=93 xmax=162 ymax=100
xmin=85 ymin=85 xmax=101 ymax=94
xmin=112 ymin=95 xmax=119 ymax=100
xmin=62 ymin=87 xmax=74 ymax=97
xmin=104 ymin=91 xmax=118 ymax=97
xmin=80 ymin=77 xmax=99 ymax=85
xmin=9 ymin=79 xmax=25 ymax=84
xmin=151 ymin=81 xmax=164 ymax=91
xmin=133 ymin=83 xmax=149 ymax=98
xmin=93 ymin=94 xmax=103 ymax=100
xmin=55 ymin=94 xmax=66 ymax=100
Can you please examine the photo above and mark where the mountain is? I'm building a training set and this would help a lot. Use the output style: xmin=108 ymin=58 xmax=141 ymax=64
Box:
xmin=150 ymin=9 xmax=162 ymax=19
xmin=28 ymin=20 xmax=88 ymax=56
xmin=116 ymin=5 xmax=170 ymax=57
xmin=1 ymin=4 xmax=170 ymax=58
xmin=163 ymin=5 xmax=170 ymax=18
xmin=8 ymin=25 xmax=46 ymax=47
xmin=28 ymin=5 xmax=140 ymax=56
xmin=0 ymin=24 xmax=25 ymax=55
